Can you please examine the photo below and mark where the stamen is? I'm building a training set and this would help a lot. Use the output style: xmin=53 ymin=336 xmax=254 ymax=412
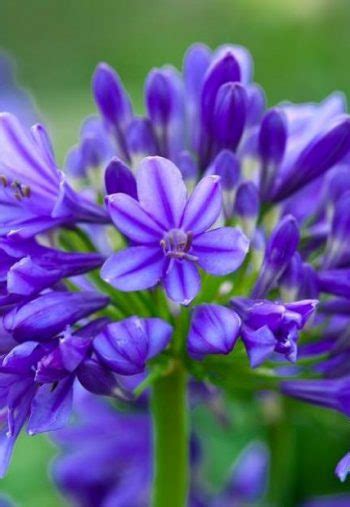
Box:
xmin=0 ymin=175 xmax=8 ymax=187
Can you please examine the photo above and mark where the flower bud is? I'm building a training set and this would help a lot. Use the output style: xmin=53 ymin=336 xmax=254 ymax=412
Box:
xmin=94 ymin=317 xmax=172 ymax=375
xmin=187 ymin=304 xmax=241 ymax=360
xmin=212 ymin=82 xmax=247 ymax=151
xmin=104 ymin=157 xmax=137 ymax=198
xmin=273 ymin=116 xmax=350 ymax=202
xmin=4 ymin=292 xmax=109 ymax=342
xmin=258 ymin=109 xmax=287 ymax=199
xmin=93 ymin=63 xmax=132 ymax=129
xmin=252 ymin=215 xmax=299 ymax=298
xmin=200 ymin=50 xmax=241 ymax=130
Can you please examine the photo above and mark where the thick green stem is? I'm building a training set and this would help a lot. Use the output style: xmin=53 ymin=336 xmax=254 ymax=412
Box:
xmin=151 ymin=361 xmax=189 ymax=507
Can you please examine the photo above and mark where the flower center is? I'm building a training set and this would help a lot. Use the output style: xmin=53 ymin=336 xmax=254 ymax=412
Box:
xmin=160 ymin=229 xmax=197 ymax=261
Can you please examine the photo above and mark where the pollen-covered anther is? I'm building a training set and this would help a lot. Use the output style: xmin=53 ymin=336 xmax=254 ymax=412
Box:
xmin=10 ymin=180 xmax=32 ymax=200
xmin=0 ymin=175 xmax=8 ymax=187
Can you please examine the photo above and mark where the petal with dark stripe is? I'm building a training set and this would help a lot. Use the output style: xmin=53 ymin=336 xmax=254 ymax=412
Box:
xmin=181 ymin=175 xmax=222 ymax=234
xmin=101 ymin=246 xmax=164 ymax=291
xmin=106 ymin=193 xmax=163 ymax=244
xmin=192 ymin=227 xmax=249 ymax=275
xmin=164 ymin=259 xmax=200 ymax=304
xmin=136 ymin=156 xmax=187 ymax=229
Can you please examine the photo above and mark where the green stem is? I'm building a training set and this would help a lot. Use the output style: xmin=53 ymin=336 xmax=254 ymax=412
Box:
xmin=151 ymin=361 xmax=189 ymax=507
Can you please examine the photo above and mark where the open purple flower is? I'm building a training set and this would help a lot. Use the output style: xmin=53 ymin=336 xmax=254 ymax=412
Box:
xmin=232 ymin=298 xmax=317 ymax=367
xmin=101 ymin=156 xmax=249 ymax=304
xmin=0 ymin=113 xmax=108 ymax=238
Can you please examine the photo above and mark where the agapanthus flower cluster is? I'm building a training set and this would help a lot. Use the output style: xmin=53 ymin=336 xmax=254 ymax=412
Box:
xmin=1 ymin=41 xmax=350 ymax=503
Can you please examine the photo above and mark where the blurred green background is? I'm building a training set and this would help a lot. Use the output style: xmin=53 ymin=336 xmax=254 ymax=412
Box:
xmin=1 ymin=0 xmax=350 ymax=505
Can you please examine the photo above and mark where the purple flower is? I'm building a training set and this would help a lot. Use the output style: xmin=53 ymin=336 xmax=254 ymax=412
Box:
xmin=232 ymin=298 xmax=317 ymax=367
xmin=94 ymin=316 xmax=173 ymax=375
xmin=0 ymin=236 xmax=103 ymax=304
xmin=3 ymin=291 xmax=109 ymax=342
xmin=211 ymin=441 xmax=269 ymax=506
xmin=52 ymin=393 xmax=151 ymax=507
xmin=187 ymin=304 xmax=241 ymax=360
xmin=281 ymin=376 xmax=350 ymax=417
xmin=0 ymin=315 xmax=129 ymax=477
xmin=0 ymin=113 xmax=108 ymax=237
xmin=101 ymin=156 xmax=249 ymax=304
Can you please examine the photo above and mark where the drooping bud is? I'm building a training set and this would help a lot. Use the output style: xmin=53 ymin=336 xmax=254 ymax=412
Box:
xmin=187 ymin=304 xmax=241 ymax=360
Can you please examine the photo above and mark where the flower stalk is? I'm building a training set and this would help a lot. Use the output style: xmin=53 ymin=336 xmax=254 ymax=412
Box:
xmin=151 ymin=360 xmax=189 ymax=507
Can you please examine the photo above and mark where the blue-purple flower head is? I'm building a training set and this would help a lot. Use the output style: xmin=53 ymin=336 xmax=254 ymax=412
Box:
xmin=2 ymin=40 xmax=350 ymax=488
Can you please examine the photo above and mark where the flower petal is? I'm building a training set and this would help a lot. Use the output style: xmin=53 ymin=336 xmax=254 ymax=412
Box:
xmin=101 ymin=247 xmax=164 ymax=291
xmin=164 ymin=260 xmax=200 ymax=304
xmin=136 ymin=156 xmax=187 ymax=229
xmin=106 ymin=193 xmax=163 ymax=244
xmin=181 ymin=175 xmax=222 ymax=234
xmin=27 ymin=376 xmax=74 ymax=434
xmin=192 ymin=227 xmax=249 ymax=275
xmin=241 ymin=325 xmax=276 ymax=368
